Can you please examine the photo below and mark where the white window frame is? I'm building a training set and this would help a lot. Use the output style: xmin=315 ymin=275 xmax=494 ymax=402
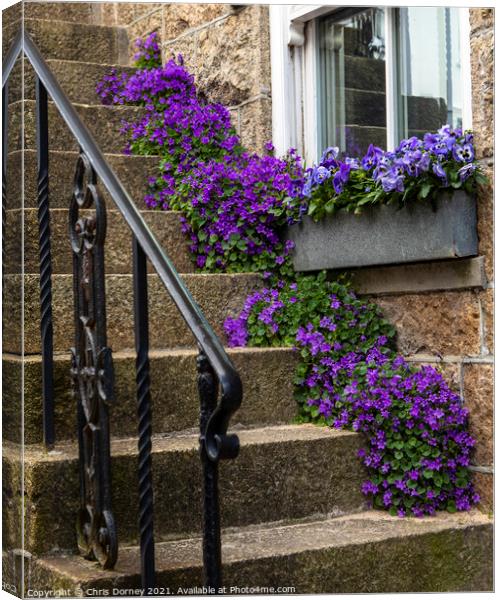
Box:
xmin=270 ymin=5 xmax=473 ymax=164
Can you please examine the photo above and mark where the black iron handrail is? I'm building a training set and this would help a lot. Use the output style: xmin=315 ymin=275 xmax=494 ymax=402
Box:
xmin=3 ymin=29 xmax=242 ymax=591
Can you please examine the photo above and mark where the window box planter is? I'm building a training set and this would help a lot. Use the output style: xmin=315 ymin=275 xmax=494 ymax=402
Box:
xmin=286 ymin=191 xmax=478 ymax=271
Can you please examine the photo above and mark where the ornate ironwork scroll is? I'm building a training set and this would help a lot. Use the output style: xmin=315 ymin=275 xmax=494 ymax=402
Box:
xmin=70 ymin=151 xmax=117 ymax=569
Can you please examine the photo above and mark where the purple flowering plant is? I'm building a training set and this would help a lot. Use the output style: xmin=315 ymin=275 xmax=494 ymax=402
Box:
xmin=304 ymin=129 xmax=488 ymax=221
xmin=98 ymin=34 xmax=479 ymax=517
xmin=96 ymin=33 xmax=305 ymax=276
xmin=225 ymin=272 xmax=479 ymax=516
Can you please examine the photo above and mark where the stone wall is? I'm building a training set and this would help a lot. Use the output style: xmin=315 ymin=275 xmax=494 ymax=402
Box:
xmin=465 ymin=8 xmax=494 ymax=511
xmin=95 ymin=2 xmax=272 ymax=153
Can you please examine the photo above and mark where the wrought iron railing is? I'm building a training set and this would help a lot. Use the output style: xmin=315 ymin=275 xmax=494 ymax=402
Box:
xmin=3 ymin=30 xmax=242 ymax=591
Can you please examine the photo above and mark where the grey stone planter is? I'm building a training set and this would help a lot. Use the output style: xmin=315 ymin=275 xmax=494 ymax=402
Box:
xmin=286 ymin=190 xmax=478 ymax=271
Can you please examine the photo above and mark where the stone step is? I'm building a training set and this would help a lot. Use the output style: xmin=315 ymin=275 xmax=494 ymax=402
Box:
xmin=344 ymin=89 xmax=386 ymax=128
xmin=3 ymin=18 xmax=128 ymax=65
xmin=10 ymin=59 xmax=135 ymax=105
xmin=405 ymin=95 xmax=448 ymax=131
xmin=9 ymin=100 xmax=144 ymax=155
xmin=3 ymin=425 xmax=366 ymax=554
xmin=5 ymin=209 xmax=194 ymax=275
xmin=344 ymin=55 xmax=386 ymax=93
xmin=3 ymin=273 xmax=262 ymax=354
xmin=3 ymin=347 xmax=298 ymax=444
xmin=343 ymin=90 xmax=446 ymax=133
xmin=27 ymin=511 xmax=492 ymax=593
xmin=7 ymin=150 xmax=158 ymax=211
xmin=24 ymin=2 xmax=99 ymax=25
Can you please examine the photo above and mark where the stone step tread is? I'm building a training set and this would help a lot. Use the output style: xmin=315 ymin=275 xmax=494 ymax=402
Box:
xmin=14 ymin=1 xmax=101 ymax=25
xmin=4 ymin=18 xmax=129 ymax=65
xmin=3 ymin=272 xmax=262 ymax=354
xmin=6 ymin=209 xmax=194 ymax=275
xmin=8 ymin=424 xmax=358 ymax=463
xmin=33 ymin=511 xmax=492 ymax=593
xmin=10 ymin=101 xmax=146 ymax=154
xmin=4 ymin=424 xmax=366 ymax=553
xmin=8 ymin=150 xmax=159 ymax=211
xmin=4 ymin=345 xmax=294 ymax=362
xmin=11 ymin=59 xmax=136 ymax=105
xmin=4 ymin=347 xmax=298 ymax=444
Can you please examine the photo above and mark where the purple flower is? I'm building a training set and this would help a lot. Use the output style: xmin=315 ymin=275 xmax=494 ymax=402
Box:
xmin=458 ymin=163 xmax=477 ymax=182
xmin=362 ymin=144 xmax=384 ymax=170
xmin=452 ymin=143 xmax=474 ymax=163
xmin=332 ymin=162 xmax=352 ymax=194
xmin=433 ymin=161 xmax=448 ymax=184
xmin=312 ymin=165 xmax=331 ymax=185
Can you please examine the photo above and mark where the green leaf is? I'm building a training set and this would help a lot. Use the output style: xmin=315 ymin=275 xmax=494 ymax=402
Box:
xmin=418 ymin=182 xmax=432 ymax=199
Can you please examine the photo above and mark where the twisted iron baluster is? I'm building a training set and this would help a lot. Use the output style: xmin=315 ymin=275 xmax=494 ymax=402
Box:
xmin=35 ymin=76 xmax=54 ymax=447
xmin=132 ymin=238 xmax=155 ymax=592
xmin=70 ymin=151 xmax=117 ymax=569
xmin=197 ymin=351 xmax=222 ymax=590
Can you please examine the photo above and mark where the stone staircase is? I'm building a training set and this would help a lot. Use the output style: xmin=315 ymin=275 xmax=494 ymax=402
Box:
xmin=2 ymin=5 xmax=493 ymax=595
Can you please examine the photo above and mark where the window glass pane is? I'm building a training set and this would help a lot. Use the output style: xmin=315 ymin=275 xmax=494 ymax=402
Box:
xmin=396 ymin=7 xmax=463 ymax=140
xmin=318 ymin=8 xmax=387 ymax=157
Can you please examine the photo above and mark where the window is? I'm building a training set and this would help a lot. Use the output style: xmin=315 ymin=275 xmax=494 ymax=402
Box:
xmin=318 ymin=8 xmax=388 ymax=156
xmin=269 ymin=6 xmax=472 ymax=162
xmin=395 ymin=8 xmax=464 ymax=140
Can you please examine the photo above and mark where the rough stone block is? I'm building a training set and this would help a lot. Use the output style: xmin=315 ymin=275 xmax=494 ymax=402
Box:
xmin=478 ymin=288 xmax=493 ymax=354
xmin=238 ymin=96 xmax=272 ymax=153
xmin=2 ymin=18 xmax=20 ymax=61
xmin=2 ymin=440 xmax=22 ymax=551
xmin=162 ymin=3 xmax=230 ymax=41
xmin=471 ymin=471 xmax=493 ymax=513
xmin=373 ymin=291 xmax=481 ymax=356
xmin=126 ymin=8 xmax=163 ymax=60
xmin=470 ymin=29 xmax=493 ymax=159
xmin=476 ymin=160 xmax=493 ymax=281
xmin=118 ymin=2 xmax=163 ymax=27
xmin=469 ymin=8 xmax=494 ymax=36
xmin=463 ymin=363 xmax=493 ymax=465
xmin=162 ymin=30 xmax=199 ymax=73
xmin=165 ymin=6 xmax=271 ymax=107
xmin=96 ymin=3 xmax=117 ymax=26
